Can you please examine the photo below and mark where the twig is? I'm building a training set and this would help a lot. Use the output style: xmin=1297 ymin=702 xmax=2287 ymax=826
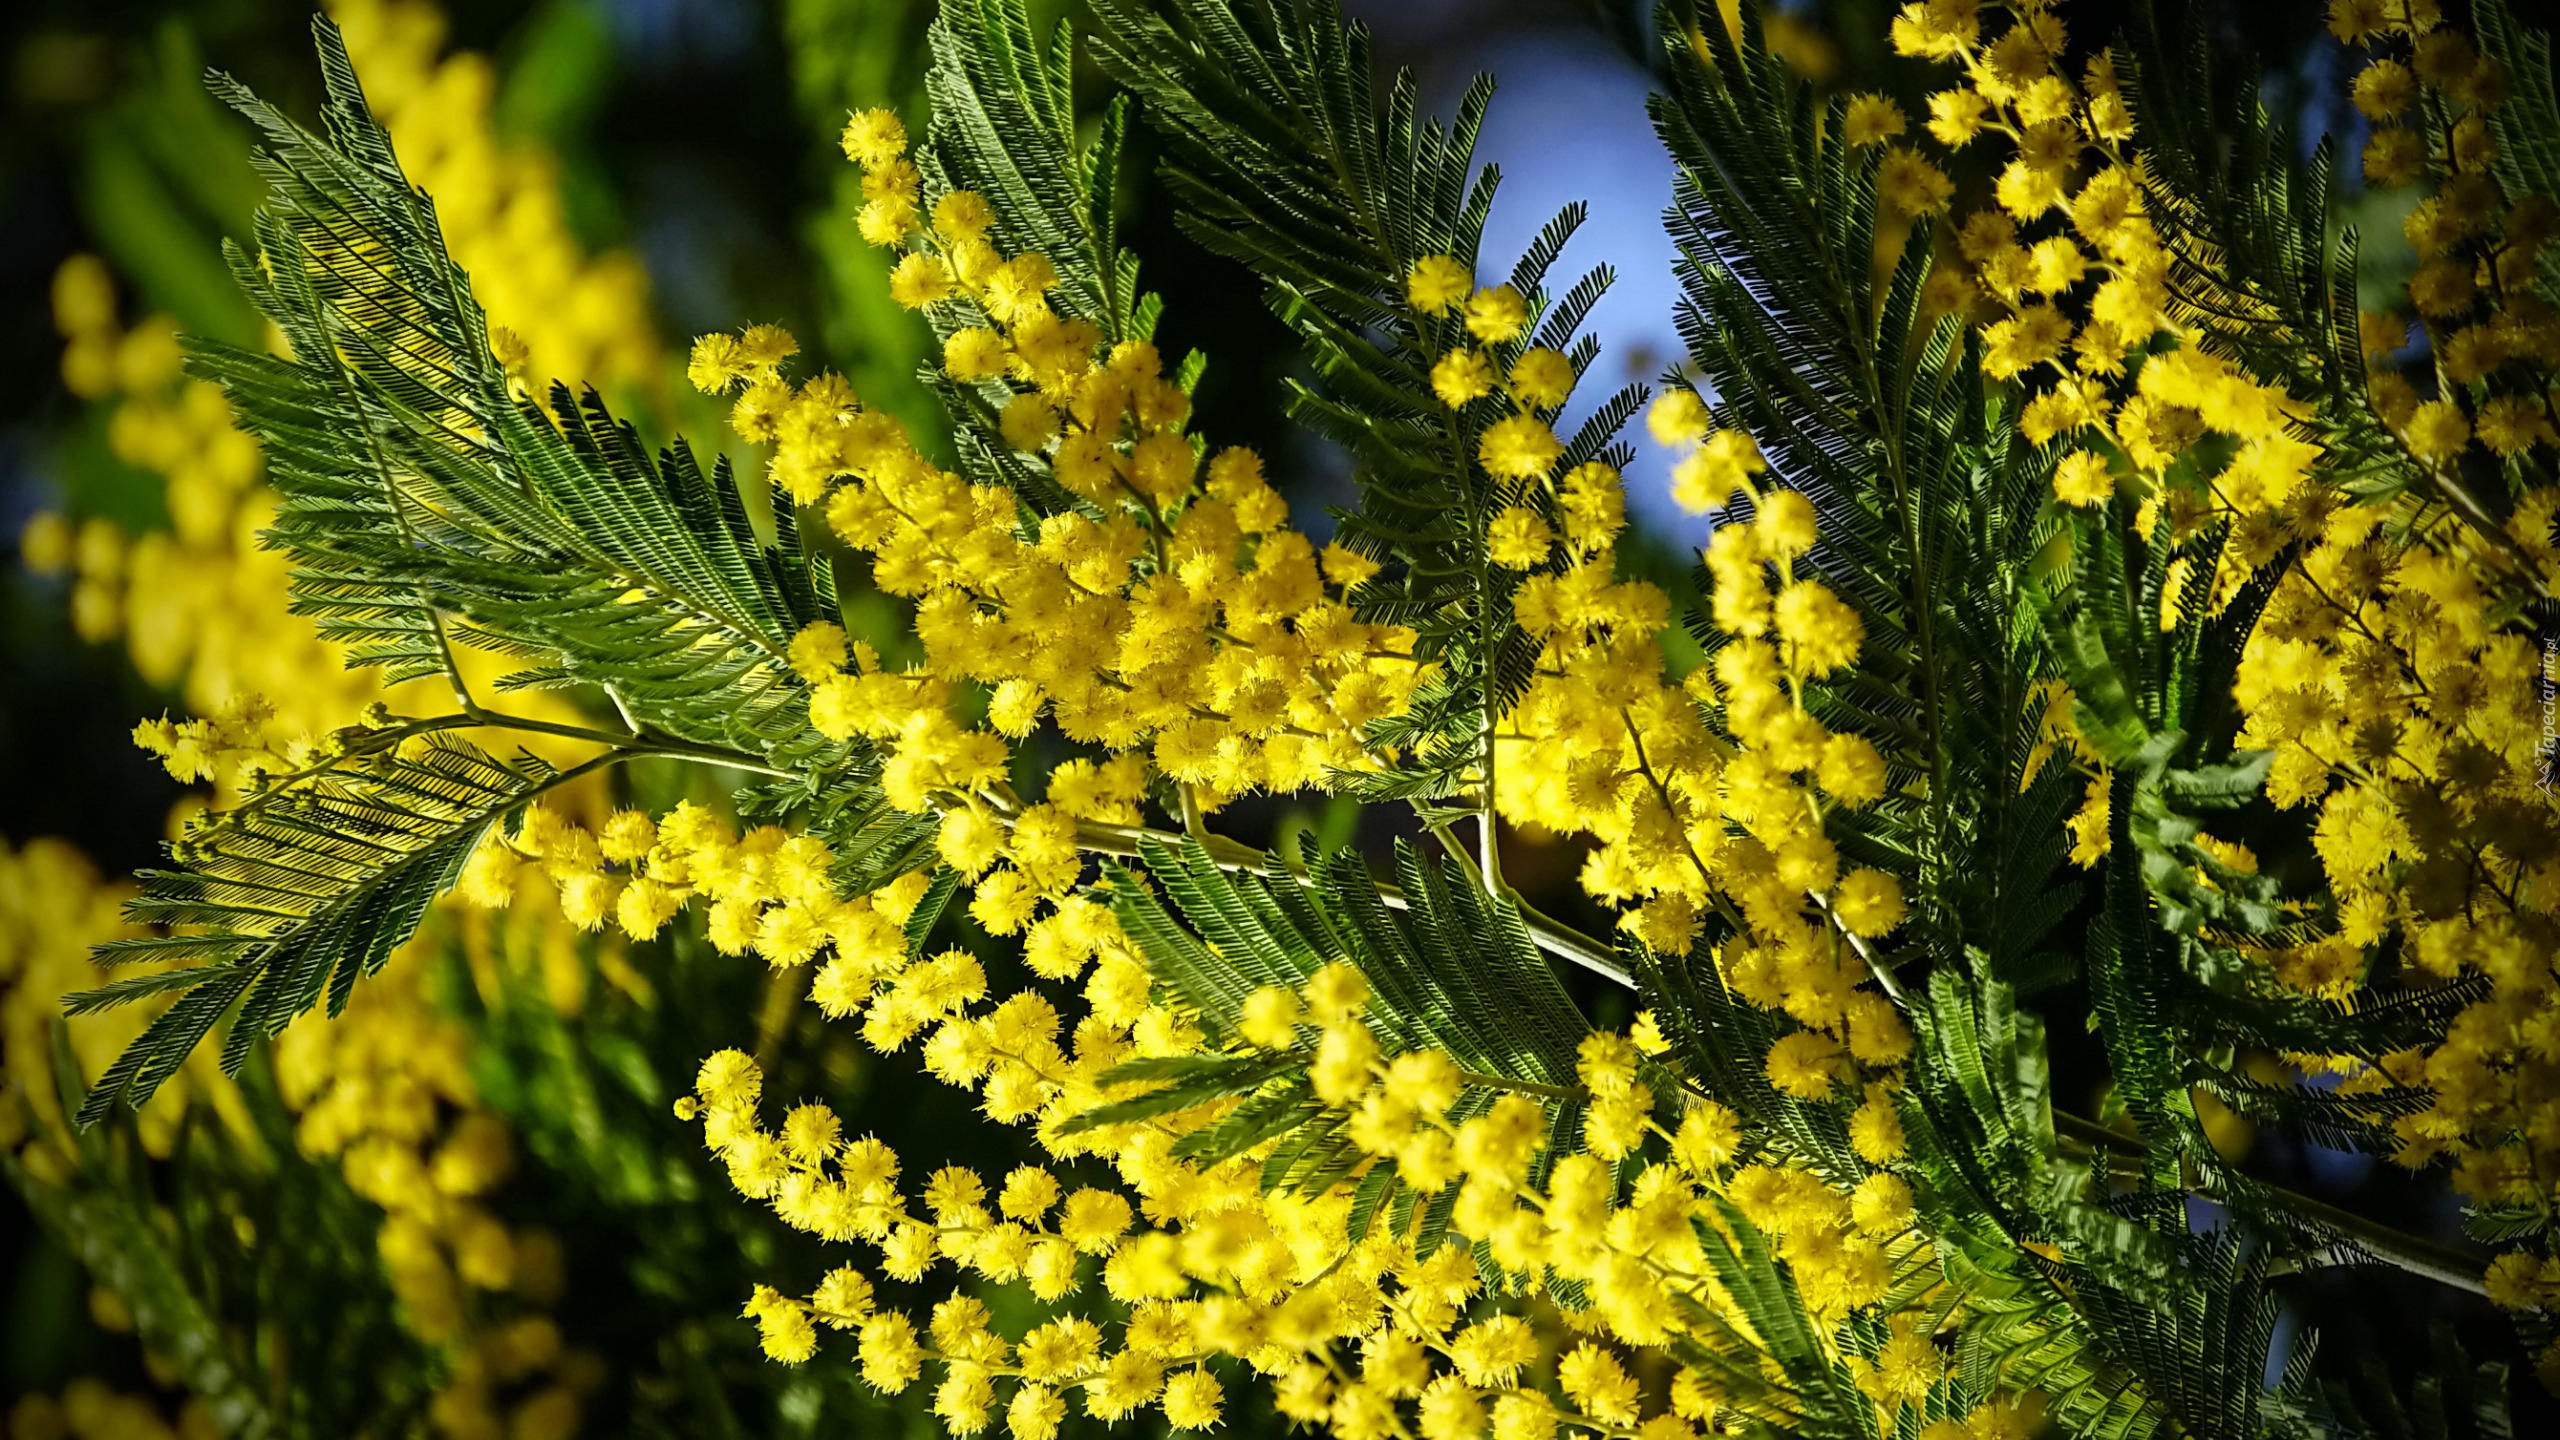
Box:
xmin=2051 ymin=1108 xmax=2486 ymax=1297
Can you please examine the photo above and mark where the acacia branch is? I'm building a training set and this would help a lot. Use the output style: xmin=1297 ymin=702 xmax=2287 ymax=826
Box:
xmin=2051 ymin=1108 xmax=2487 ymax=1297
xmin=1067 ymin=819 xmax=1632 ymax=987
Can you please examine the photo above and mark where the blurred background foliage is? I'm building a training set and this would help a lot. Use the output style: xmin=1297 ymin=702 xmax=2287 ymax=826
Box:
xmin=0 ymin=0 xmax=2535 ymax=1435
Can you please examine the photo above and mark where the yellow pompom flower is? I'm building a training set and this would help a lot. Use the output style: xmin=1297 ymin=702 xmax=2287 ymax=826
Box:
xmin=1844 ymin=94 xmax=1906 ymax=146
xmin=888 ymin=253 xmax=954 ymax=309
xmin=2477 ymin=396 xmax=2554 ymax=457
xmin=841 ymin=107 xmax=908 ymax=168
xmin=2051 ymin=450 xmax=2114 ymax=507
xmin=738 ymin=323 xmax=799 ymax=372
xmin=1876 ymin=148 xmax=1953 ymax=217
xmin=748 ymin=1289 xmax=819 ymax=1363
xmin=1383 ymin=1050 xmax=1461 ymax=1113
xmin=1817 ymin=733 xmax=1889 ymax=807
xmin=1774 ymin=581 xmax=1864 ymax=676
xmin=1238 ymin=986 xmax=1303 ymax=1051
xmin=2364 ymin=127 xmax=2424 ymax=187
xmin=1057 ymin=1188 xmax=1133 ymax=1251
xmin=597 ymin=809 xmax=657 ymax=863
xmin=2328 ymin=0 xmax=2387 ymax=46
xmin=932 ymin=189 xmax=993 ymax=241
xmin=1488 ymin=507 xmax=1554 ymax=569
xmin=1927 ymin=87 xmax=1991 ymax=146
xmin=2352 ymin=59 xmax=2417 ymax=119
xmin=1648 ymin=389 xmax=1712 ymax=446
xmin=1558 ymin=1345 xmax=1640 ymax=1425
xmin=1306 ymin=962 xmax=1368 ymax=1018
xmin=1670 ymin=429 xmax=1764 ymax=513
xmin=1312 ymin=1020 xmax=1380 ymax=1104
xmin=1754 ymin=489 xmax=1818 ymax=558
xmin=1766 ymin=1031 xmax=1851 ymax=1100
xmin=787 ymin=622 xmax=850 ymax=682
xmin=17 ymin=510 xmax=70 ymax=574
xmin=1850 ymin=1087 xmax=1908 ymax=1162
xmin=1162 ymin=1370 xmax=1224 ymax=1430
xmin=1007 ymin=1385 xmax=1064 ymax=1440
xmin=1432 ymin=349 xmax=1497 ymax=407
xmin=1672 ymin=1100 xmax=1743 ymax=1172
xmin=2485 ymin=1252 xmax=2548 ymax=1310
xmin=1407 ymin=254 xmax=1474 ymax=314
xmin=1322 ymin=541 xmax=1382 ymax=588
xmin=968 ymin=868 xmax=1041 ymax=935
xmin=937 ymin=807 xmax=1007 ymax=878
xmin=1449 ymin=1316 xmax=1538 ymax=1385
xmin=1983 ymin=305 xmax=2070 ymax=379
xmin=1832 ymin=868 xmax=1907 ymax=937
xmin=860 ymin=1313 xmax=923 ymax=1391
xmin=859 ymin=196 xmax=919 ymax=246
xmin=1000 ymin=393 xmax=1060 ymax=453
xmin=1462 ymin=285 xmax=1529 ymax=344
xmin=1851 ymin=1173 xmax=1916 ymax=1235
xmin=1507 ymin=347 xmax=1575 ymax=408
xmin=1479 ymin=415 xmax=1563 ymax=480
xmin=2413 ymin=30 xmax=2477 ymax=91
xmin=2403 ymin=398 xmax=2470 ymax=464
xmin=688 ymin=333 xmax=750 ymax=393
xmin=2026 ymin=236 xmax=2087 ymax=295
xmin=943 ymin=328 xmax=1011 ymax=380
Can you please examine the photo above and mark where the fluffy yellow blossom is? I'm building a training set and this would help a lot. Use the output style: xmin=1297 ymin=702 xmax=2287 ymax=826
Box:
xmin=1433 ymin=349 xmax=1497 ymax=406
xmin=1876 ymin=148 xmax=1953 ymax=217
xmin=2052 ymin=449 xmax=2115 ymax=506
xmin=1669 ymin=430 xmax=1763 ymax=513
xmin=1161 ymin=1370 xmax=1223 ymax=1430
xmin=1766 ymin=1031 xmax=1851 ymax=1100
xmin=2403 ymin=398 xmax=2470 ymax=463
xmin=1508 ymin=347 xmax=1576 ymax=408
xmin=1647 ymin=390 xmax=1712 ymax=446
xmin=1927 ymin=87 xmax=1991 ymax=146
xmin=842 ymin=107 xmax=908 ymax=167
xmin=1845 ymin=94 xmax=1907 ymax=146
xmin=1408 ymin=254 xmax=1474 ymax=314
xmin=1462 ymin=285 xmax=1529 ymax=344
xmin=1488 ymin=508 xmax=1554 ymax=569
xmin=1479 ymin=415 xmax=1564 ymax=479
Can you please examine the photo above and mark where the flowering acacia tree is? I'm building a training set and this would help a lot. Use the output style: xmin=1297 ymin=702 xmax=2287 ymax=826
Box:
xmin=61 ymin=0 xmax=2560 ymax=1436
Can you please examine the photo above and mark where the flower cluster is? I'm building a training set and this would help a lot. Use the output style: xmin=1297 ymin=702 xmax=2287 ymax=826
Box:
xmin=3 ymin=844 xmax=602 ymax=1440
xmin=685 ymin=949 xmax=2033 ymax=1440
xmin=625 ymin=82 xmax=1975 ymax=1440
xmin=2235 ymin=0 xmax=2560 ymax=1339
xmin=680 ymin=114 xmax=1434 ymax=960
xmin=1497 ymin=381 xmax=1910 ymax=1107
xmin=1878 ymin=0 xmax=2344 ymax=865
xmin=1888 ymin=0 xmax=2560 ymax=1346
xmin=273 ymin=919 xmax=602 ymax=1440
xmin=8 ymin=5 xmax=669 ymax=1431
xmin=327 ymin=0 xmax=658 ymax=397
xmin=648 ymin=134 xmax=1956 ymax=1413
xmin=4 ymin=1378 xmax=216 ymax=1440
xmin=35 ymin=0 xmax=2560 ymax=1426
xmin=23 ymin=0 xmax=660 ymax=759
xmin=0 ymin=840 xmax=231 ymax=1176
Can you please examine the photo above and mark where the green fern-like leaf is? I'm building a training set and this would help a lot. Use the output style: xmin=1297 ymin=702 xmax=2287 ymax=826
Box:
xmin=195 ymin=16 xmax=847 ymax=767
xmin=68 ymin=735 xmax=564 ymax=1124
xmin=1083 ymin=835 xmax=1592 ymax=1253
xmin=1090 ymin=0 xmax=1639 ymax=798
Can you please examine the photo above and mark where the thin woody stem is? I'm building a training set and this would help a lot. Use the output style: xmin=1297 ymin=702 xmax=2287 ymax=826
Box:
xmin=2050 ymin=1109 xmax=2486 ymax=1296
